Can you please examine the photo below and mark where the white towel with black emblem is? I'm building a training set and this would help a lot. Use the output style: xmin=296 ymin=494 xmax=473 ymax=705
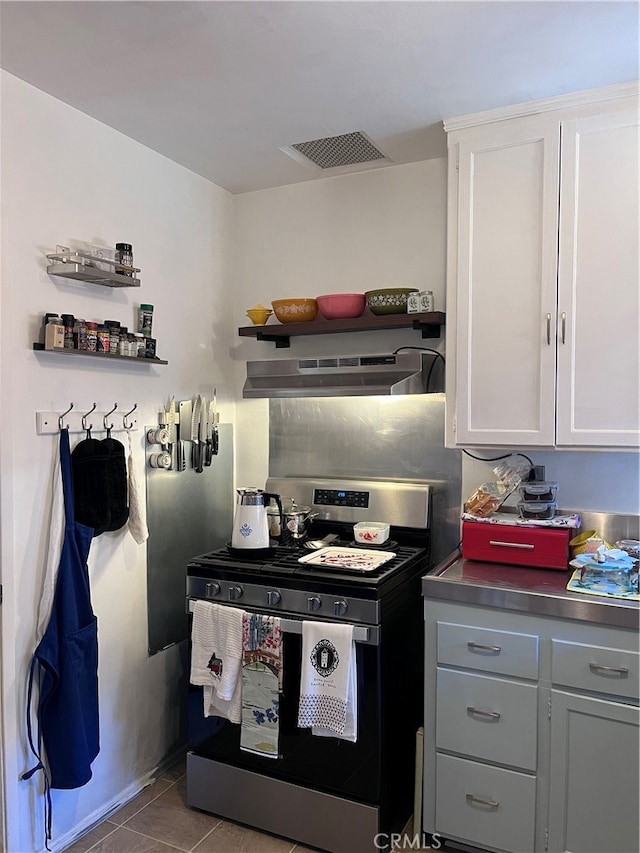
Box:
xmin=297 ymin=621 xmax=357 ymax=742
xmin=190 ymin=600 xmax=245 ymax=724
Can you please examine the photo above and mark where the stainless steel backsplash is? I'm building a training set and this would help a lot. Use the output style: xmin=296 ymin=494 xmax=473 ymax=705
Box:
xmin=268 ymin=395 xmax=462 ymax=564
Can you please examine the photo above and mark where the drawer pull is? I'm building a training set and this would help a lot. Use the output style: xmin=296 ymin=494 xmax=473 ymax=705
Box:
xmin=467 ymin=642 xmax=502 ymax=654
xmin=467 ymin=706 xmax=501 ymax=721
xmin=466 ymin=794 xmax=500 ymax=809
xmin=589 ymin=662 xmax=629 ymax=677
xmin=489 ymin=540 xmax=535 ymax=550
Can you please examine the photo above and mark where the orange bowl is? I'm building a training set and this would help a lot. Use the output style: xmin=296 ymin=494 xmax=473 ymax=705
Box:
xmin=271 ymin=298 xmax=318 ymax=323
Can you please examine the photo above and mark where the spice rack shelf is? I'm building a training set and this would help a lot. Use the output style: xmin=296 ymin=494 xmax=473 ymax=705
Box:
xmin=238 ymin=311 xmax=446 ymax=349
xmin=32 ymin=343 xmax=168 ymax=365
xmin=46 ymin=249 xmax=141 ymax=288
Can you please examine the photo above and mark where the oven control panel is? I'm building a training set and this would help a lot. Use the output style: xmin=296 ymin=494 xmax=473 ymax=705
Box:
xmin=186 ymin=575 xmax=379 ymax=625
xmin=314 ymin=488 xmax=369 ymax=509
xmin=266 ymin=476 xmax=430 ymax=528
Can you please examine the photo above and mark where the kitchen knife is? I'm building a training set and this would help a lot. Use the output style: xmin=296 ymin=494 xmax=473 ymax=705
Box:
xmin=177 ymin=399 xmax=191 ymax=472
xmin=190 ymin=395 xmax=201 ymax=471
xmin=211 ymin=388 xmax=219 ymax=456
xmin=202 ymin=394 xmax=211 ymax=466
xmin=200 ymin=396 xmax=209 ymax=471
xmin=167 ymin=396 xmax=177 ymax=469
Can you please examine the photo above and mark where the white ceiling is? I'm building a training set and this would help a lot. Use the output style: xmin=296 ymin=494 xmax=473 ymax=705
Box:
xmin=1 ymin=1 xmax=638 ymax=194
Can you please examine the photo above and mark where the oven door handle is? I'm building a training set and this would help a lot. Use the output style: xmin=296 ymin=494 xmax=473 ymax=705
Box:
xmin=187 ymin=598 xmax=379 ymax=645
xmin=279 ymin=617 xmax=375 ymax=645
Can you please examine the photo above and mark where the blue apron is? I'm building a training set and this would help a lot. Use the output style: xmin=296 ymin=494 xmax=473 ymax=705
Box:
xmin=24 ymin=428 xmax=99 ymax=845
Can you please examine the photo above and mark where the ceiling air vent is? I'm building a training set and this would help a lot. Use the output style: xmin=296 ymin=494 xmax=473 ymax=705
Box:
xmin=282 ymin=131 xmax=392 ymax=174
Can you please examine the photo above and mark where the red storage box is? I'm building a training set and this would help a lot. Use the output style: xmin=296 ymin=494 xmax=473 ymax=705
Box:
xmin=462 ymin=521 xmax=572 ymax=570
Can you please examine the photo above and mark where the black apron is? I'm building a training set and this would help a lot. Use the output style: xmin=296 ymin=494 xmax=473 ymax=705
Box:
xmin=24 ymin=428 xmax=99 ymax=846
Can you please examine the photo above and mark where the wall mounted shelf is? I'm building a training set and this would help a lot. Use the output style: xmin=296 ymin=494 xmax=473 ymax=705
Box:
xmin=33 ymin=343 xmax=168 ymax=365
xmin=46 ymin=248 xmax=141 ymax=288
xmin=238 ymin=311 xmax=446 ymax=348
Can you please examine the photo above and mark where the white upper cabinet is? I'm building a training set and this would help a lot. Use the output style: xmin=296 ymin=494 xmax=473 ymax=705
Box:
xmin=445 ymin=84 xmax=639 ymax=448
xmin=557 ymin=107 xmax=639 ymax=446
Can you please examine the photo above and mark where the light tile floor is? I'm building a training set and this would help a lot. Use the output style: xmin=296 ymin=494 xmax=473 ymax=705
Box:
xmin=65 ymin=758 xmax=320 ymax=853
xmin=65 ymin=758 xmax=448 ymax=853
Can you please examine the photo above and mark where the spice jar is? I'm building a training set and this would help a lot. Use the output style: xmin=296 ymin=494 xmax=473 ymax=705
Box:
xmin=134 ymin=333 xmax=146 ymax=358
xmin=115 ymin=242 xmax=133 ymax=276
xmin=74 ymin=318 xmax=88 ymax=351
xmin=105 ymin=320 xmax=120 ymax=354
xmin=85 ymin=321 xmax=98 ymax=352
xmin=137 ymin=303 xmax=154 ymax=338
xmin=61 ymin=313 xmax=75 ymax=349
xmin=118 ymin=327 xmax=129 ymax=356
xmin=45 ymin=315 xmax=65 ymax=350
xmin=97 ymin=324 xmax=110 ymax=353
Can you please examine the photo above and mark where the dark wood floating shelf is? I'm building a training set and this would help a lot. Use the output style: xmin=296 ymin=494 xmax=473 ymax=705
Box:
xmin=33 ymin=343 xmax=168 ymax=365
xmin=238 ymin=311 xmax=446 ymax=348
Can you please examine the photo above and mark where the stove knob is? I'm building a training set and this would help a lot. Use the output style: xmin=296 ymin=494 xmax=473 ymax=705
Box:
xmin=333 ymin=599 xmax=348 ymax=616
xmin=307 ymin=596 xmax=322 ymax=612
xmin=205 ymin=582 xmax=221 ymax=598
xmin=267 ymin=590 xmax=281 ymax=606
xmin=228 ymin=585 xmax=243 ymax=601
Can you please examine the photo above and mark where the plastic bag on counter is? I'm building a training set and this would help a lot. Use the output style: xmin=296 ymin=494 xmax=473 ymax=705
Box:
xmin=464 ymin=458 xmax=532 ymax=518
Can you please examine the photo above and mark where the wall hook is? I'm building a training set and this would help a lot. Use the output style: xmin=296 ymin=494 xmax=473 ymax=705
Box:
xmin=103 ymin=403 xmax=118 ymax=435
xmin=58 ymin=402 xmax=74 ymax=431
xmin=123 ymin=403 xmax=137 ymax=430
xmin=81 ymin=402 xmax=97 ymax=432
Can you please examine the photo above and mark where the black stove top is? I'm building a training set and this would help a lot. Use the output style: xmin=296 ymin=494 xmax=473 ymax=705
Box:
xmin=187 ymin=537 xmax=431 ymax=593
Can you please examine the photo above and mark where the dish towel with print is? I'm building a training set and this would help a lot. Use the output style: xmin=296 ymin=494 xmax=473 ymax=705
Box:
xmin=297 ymin=621 xmax=356 ymax=740
xmin=190 ymin=601 xmax=245 ymax=724
xmin=311 ymin=634 xmax=358 ymax=743
xmin=240 ymin=613 xmax=282 ymax=758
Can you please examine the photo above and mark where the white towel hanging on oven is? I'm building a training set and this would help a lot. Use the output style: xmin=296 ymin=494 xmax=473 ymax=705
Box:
xmin=297 ymin=621 xmax=357 ymax=740
xmin=190 ymin=600 xmax=244 ymax=724
xmin=311 ymin=638 xmax=358 ymax=743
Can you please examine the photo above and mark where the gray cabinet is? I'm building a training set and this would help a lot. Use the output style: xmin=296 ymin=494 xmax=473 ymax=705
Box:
xmin=548 ymin=639 xmax=640 ymax=853
xmin=423 ymin=600 xmax=639 ymax=853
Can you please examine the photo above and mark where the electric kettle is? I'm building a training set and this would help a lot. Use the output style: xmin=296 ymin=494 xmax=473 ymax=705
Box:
xmin=231 ymin=488 xmax=283 ymax=550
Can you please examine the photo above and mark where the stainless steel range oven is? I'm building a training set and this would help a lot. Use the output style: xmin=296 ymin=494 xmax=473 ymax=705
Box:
xmin=185 ymin=477 xmax=434 ymax=853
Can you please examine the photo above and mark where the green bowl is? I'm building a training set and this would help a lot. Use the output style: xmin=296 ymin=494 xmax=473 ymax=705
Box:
xmin=364 ymin=288 xmax=419 ymax=315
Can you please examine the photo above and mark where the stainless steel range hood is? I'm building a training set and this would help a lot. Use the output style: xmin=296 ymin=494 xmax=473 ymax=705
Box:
xmin=243 ymin=351 xmax=442 ymax=398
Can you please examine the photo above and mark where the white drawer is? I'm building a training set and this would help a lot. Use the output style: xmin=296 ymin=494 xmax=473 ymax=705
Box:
xmin=436 ymin=753 xmax=536 ymax=853
xmin=436 ymin=668 xmax=538 ymax=771
xmin=552 ymin=640 xmax=639 ymax=700
xmin=437 ymin=621 xmax=539 ymax=678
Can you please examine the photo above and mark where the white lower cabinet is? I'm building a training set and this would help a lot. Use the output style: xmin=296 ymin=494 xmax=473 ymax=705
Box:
xmin=423 ymin=600 xmax=639 ymax=853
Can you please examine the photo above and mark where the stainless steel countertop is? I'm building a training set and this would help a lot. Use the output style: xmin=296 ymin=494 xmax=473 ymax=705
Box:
xmin=422 ymin=551 xmax=640 ymax=630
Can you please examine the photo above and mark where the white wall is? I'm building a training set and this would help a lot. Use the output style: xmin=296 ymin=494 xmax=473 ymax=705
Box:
xmin=0 ymin=72 xmax=235 ymax=853
xmin=462 ymin=450 xmax=639 ymax=516
xmin=232 ymin=159 xmax=449 ymax=487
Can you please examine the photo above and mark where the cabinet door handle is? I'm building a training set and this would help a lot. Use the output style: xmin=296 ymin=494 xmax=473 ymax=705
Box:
xmin=561 ymin=311 xmax=566 ymax=344
xmin=489 ymin=540 xmax=535 ymax=550
xmin=467 ymin=642 xmax=502 ymax=654
xmin=546 ymin=313 xmax=552 ymax=345
xmin=466 ymin=794 xmax=500 ymax=809
xmin=467 ymin=706 xmax=501 ymax=721
xmin=589 ymin=662 xmax=629 ymax=677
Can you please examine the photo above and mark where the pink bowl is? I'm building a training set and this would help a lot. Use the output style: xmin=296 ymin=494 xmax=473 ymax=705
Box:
xmin=316 ymin=293 xmax=366 ymax=320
